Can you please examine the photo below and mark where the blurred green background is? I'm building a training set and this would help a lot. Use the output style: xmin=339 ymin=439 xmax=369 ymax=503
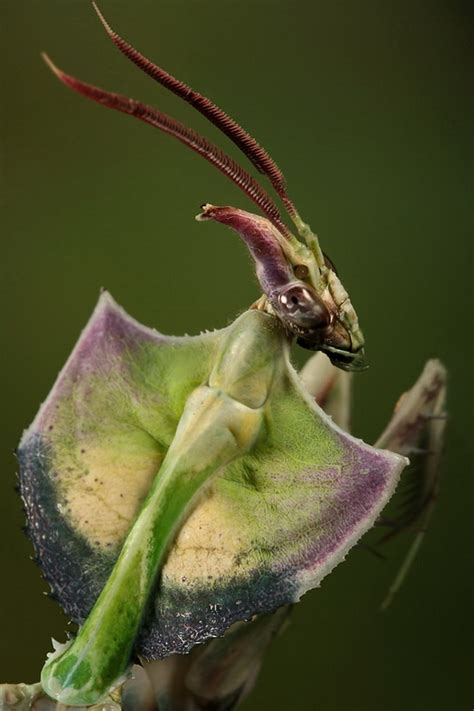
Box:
xmin=1 ymin=1 xmax=472 ymax=709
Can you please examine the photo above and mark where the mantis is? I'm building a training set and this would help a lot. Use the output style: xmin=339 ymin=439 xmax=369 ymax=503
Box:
xmin=2 ymin=5 xmax=446 ymax=709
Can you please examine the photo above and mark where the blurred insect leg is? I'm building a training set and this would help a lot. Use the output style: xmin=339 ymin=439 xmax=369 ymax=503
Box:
xmin=40 ymin=385 xmax=263 ymax=707
xmin=376 ymin=359 xmax=447 ymax=609
xmin=299 ymin=351 xmax=353 ymax=431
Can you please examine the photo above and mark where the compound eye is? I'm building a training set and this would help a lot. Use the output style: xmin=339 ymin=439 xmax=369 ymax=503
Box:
xmin=294 ymin=264 xmax=309 ymax=279
xmin=277 ymin=283 xmax=331 ymax=330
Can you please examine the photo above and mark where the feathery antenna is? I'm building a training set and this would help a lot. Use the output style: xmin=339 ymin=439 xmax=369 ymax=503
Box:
xmin=91 ymin=2 xmax=304 ymax=227
xmin=42 ymin=53 xmax=291 ymax=238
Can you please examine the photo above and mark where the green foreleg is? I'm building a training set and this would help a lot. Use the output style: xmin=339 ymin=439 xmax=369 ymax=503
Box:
xmin=40 ymin=385 xmax=263 ymax=705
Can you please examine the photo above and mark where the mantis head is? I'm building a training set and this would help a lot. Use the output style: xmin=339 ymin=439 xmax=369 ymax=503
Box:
xmin=43 ymin=2 xmax=366 ymax=371
xmin=197 ymin=205 xmax=366 ymax=370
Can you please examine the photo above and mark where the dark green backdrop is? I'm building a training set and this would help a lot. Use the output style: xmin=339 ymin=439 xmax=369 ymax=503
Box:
xmin=1 ymin=2 xmax=471 ymax=709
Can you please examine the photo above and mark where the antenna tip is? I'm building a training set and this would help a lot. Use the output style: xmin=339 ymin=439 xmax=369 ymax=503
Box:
xmin=92 ymin=2 xmax=113 ymax=35
xmin=41 ymin=52 xmax=62 ymax=79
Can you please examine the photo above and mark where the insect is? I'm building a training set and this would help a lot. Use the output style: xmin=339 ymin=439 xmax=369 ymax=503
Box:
xmin=3 ymin=4 xmax=446 ymax=709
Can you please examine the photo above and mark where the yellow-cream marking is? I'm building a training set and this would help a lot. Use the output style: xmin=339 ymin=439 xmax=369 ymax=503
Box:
xmin=162 ymin=482 xmax=255 ymax=585
xmin=56 ymin=443 xmax=162 ymax=549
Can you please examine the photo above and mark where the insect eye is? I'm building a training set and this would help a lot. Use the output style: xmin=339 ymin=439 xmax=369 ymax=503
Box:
xmin=294 ymin=264 xmax=309 ymax=279
xmin=277 ymin=283 xmax=330 ymax=331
